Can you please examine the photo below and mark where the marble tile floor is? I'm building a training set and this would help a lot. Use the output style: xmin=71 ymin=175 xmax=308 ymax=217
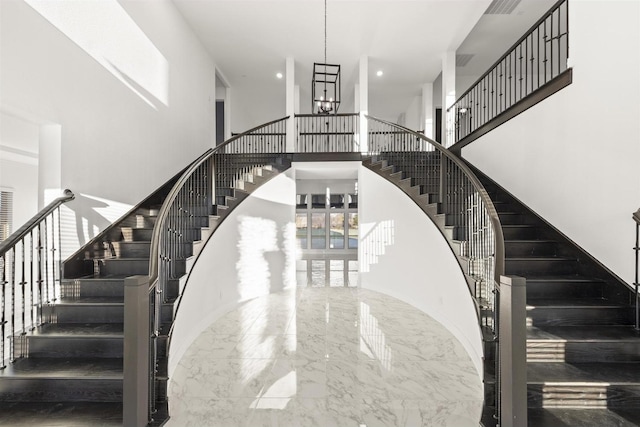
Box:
xmin=166 ymin=287 xmax=483 ymax=427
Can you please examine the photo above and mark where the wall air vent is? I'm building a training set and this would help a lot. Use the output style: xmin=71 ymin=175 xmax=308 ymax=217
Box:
xmin=484 ymin=0 xmax=522 ymax=15
xmin=456 ymin=54 xmax=474 ymax=67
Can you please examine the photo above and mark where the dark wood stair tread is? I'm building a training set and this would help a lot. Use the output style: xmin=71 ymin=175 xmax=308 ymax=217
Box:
xmin=527 ymin=298 xmax=630 ymax=308
xmin=26 ymin=323 xmax=124 ymax=337
xmin=528 ymin=362 xmax=640 ymax=384
xmin=62 ymin=275 xmax=127 ymax=281
xmin=53 ymin=297 xmax=126 ymax=305
xmin=525 ymin=275 xmax=607 ymax=283
xmin=505 ymin=239 xmax=556 ymax=243
xmin=0 ymin=402 xmax=123 ymax=427
xmin=0 ymin=358 xmax=123 ymax=378
xmin=51 ymin=296 xmax=176 ymax=305
xmin=528 ymin=407 xmax=640 ymax=427
xmin=528 ymin=325 xmax=640 ymax=341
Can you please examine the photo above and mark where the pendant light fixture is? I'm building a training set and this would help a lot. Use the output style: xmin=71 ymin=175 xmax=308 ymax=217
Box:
xmin=312 ymin=0 xmax=340 ymax=114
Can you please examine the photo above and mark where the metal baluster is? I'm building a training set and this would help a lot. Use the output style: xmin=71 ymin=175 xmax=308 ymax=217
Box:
xmin=551 ymin=10 xmax=555 ymax=78
xmin=51 ymin=211 xmax=57 ymax=304
xmin=525 ymin=36 xmax=529 ymax=96
xmin=544 ymin=18 xmax=548 ymax=83
xmin=29 ymin=231 xmax=34 ymax=330
xmin=537 ymin=27 xmax=541 ymax=90
xmin=57 ymin=207 xmax=62 ymax=302
xmin=512 ymin=50 xmax=516 ymax=107
xmin=557 ymin=6 xmax=562 ymax=75
xmin=20 ymin=239 xmax=26 ymax=336
xmin=635 ymin=213 xmax=639 ymax=330
xmin=43 ymin=216 xmax=49 ymax=304
xmin=1 ymin=253 xmax=5 ymax=368
xmin=10 ymin=247 xmax=16 ymax=360
xmin=565 ymin=0 xmax=569 ymax=70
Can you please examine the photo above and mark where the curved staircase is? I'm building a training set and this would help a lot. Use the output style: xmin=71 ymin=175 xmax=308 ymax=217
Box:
xmin=0 ymin=158 xmax=291 ymax=426
xmin=363 ymin=149 xmax=640 ymax=426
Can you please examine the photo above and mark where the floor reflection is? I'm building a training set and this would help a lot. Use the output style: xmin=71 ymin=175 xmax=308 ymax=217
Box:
xmin=296 ymin=259 xmax=358 ymax=288
xmin=167 ymin=287 xmax=483 ymax=427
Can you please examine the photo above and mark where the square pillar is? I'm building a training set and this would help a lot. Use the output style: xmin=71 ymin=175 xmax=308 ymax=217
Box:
xmin=441 ymin=51 xmax=456 ymax=147
xmin=359 ymin=55 xmax=368 ymax=153
xmin=286 ymin=56 xmax=295 ymax=152
xmin=421 ymin=83 xmax=434 ymax=140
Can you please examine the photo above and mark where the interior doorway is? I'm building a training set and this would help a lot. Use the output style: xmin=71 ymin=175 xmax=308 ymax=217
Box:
xmin=294 ymin=173 xmax=358 ymax=288
xmin=215 ymin=70 xmax=230 ymax=145
xmin=215 ymin=100 xmax=225 ymax=145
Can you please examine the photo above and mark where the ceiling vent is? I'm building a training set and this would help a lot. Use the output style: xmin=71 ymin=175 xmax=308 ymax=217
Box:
xmin=456 ymin=54 xmax=474 ymax=67
xmin=484 ymin=0 xmax=522 ymax=15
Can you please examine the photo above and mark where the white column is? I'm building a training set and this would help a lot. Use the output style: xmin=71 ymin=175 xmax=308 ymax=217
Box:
xmin=441 ymin=51 xmax=456 ymax=147
xmin=359 ymin=55 xmax=368 ymax=152
xmin=294 ymin=85 xmax=300 ymax=114
xmin=212 ymin=76 xmax=217 ymax=147
xmin=421 ymin=83 xmax=434 ymax=140
xmin=38 ymin=124 xmax=62 ymax=209
xmin=354 ymin=83 xmax=360 ymax=112
xmin=224 ymin=87 xmax=232 ymax=141
xmin=285 ymin=56 xmax=295 ymax=152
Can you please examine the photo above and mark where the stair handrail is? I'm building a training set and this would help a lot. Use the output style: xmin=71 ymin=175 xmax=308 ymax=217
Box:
xmin=365 ymin=115 xmax=505 ymax=283
xmin=0 ymin=189 xmax=75 ymax=257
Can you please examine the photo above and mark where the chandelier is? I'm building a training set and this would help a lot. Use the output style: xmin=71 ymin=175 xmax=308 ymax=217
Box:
xmin=312 ymin=0 xmax=340 ymax=114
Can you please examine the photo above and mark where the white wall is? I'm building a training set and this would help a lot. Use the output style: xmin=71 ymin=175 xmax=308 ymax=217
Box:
xmin=0 ymin=112 xmax=40 ymax=230
xmin=168 ymin=171 xmax=296 ymax=375
xmin=1 ymin=0 xmax=217 ymax=253
xmin=230 ymin=81 xmax=286 ymax=134
xmin=456 ymin=74 xmax=479 ymax=100
xmin=0 ymin=160 xmax=38 ymax=234
xmin=463 ymin=0 xmax=640 ymax=285
xmin=400 ymin=94 xmax=422 ymax=132
xmin=0 ymin=112 xmax=40 ymax=154
xmin=358 ymin=166 xmax=484 ymax=376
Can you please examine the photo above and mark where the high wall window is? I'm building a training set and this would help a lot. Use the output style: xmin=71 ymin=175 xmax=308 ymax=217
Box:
xmin=0 ymin=190 xmax=13 ymax=242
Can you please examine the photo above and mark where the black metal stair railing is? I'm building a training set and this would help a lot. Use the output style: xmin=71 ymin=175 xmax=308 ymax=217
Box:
xmin=447 ymin=0 xmax=569 ymax=146
xmin=226 ymin=117 xmax=287 ymax=153
xmin=366 ymin=115 xmax=505 ymax=421
xmin=0 ymin=190 xmax=75 ymax=368
xmin=296 ymin=113 xmax=360 ymax=152
xmin=144 ymin=116 xmax=290 ymax=421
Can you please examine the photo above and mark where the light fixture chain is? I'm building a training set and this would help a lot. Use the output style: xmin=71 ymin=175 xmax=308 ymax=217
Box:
xmin=324 ymin=0 xmax=327 ymax=64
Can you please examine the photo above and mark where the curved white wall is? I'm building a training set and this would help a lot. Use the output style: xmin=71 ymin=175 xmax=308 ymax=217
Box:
xmin=463 ymin=1 xmax=640 ymax=285
xmin=168 ymin=171 xmax=296 ymax=375
xmin=358 ymin=166 xmax=484 ymax=376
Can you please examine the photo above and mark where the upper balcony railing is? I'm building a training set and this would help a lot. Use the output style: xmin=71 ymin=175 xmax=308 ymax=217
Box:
xmin=295 ymin=113 xmax=360 ymax=152
xmin=447 ymin=0 xmax=569 ymax=146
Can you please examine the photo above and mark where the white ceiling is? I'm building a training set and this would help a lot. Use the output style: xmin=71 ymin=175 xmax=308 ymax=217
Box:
xmin=172 ymin=0 xmax=556 ymax=122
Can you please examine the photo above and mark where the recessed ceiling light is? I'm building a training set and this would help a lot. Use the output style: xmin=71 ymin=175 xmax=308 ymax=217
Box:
xmin=276 ymin=72 xmax=283 ymax=79
xmin=376 ymin=70 xmax=383 ymax=77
